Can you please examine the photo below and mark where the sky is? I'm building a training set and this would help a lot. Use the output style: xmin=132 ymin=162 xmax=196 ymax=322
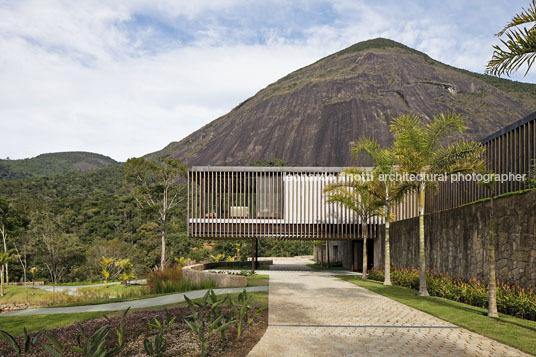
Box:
xmin=1 ymin=0 xmax=535 ymax=162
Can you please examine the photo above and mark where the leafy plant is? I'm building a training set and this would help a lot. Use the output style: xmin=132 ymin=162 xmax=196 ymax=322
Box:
xmin=368 ymin=267 xmax=536 ymax=321
xmin=104 ymin=307 xmax=130 ymax=353
xmin=210 ymin=253 xmax=226 ymax=262
xmin=231 ymin=289 xmax=261 ymax=338
xmin=70 ymin=324 xmax=111 ymax=356
xmin=40 ymin=308 xmax=130 ymax=356
xmin=143 ymin=310 xmax=176 ymax=357
xmin=174 ymin=256 xmax=187 ymax=267
xmin=184 ymin=290 xmax=234 ymax=357
xmin=0 ymin=328 xmax=43 ymax=356
xmin=143 ymin=332 xmax=164 ymax=357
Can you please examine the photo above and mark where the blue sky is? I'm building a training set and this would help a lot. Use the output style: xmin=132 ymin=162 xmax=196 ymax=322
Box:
xmin=1 ymin=0 xmax=535 ymax=161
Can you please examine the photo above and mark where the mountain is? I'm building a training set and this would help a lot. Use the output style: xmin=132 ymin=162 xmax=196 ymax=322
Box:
xmin=147 ymin=38 xmax=536 ymax=167
xmin=0 ymin=151 xmax=118 ymax=180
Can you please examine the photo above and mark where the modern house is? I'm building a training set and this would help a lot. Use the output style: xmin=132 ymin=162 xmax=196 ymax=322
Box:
xmin=187 ymin=167 xmax=383 ymax=270
xmin=186 ymin=111 xmax=536 ymax=271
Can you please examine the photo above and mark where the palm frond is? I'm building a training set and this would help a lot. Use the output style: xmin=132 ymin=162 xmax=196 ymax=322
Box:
xmin=486 ymin=27 xmax=536 ymax=77
xmin=432 ymin=140 xmax=486 ymax=174
xmin=488 ymin=1 xmax=536 ymax=77
xmin=497 ymin=0 xmax=536 ymax=37
xmin=390 ymin=181 xmax=418 ymax=203
xmin=390 ymin=114 xmax=426 ymax=151
xmin=423 ymin=111 xmax=465 ymax=152
xmin=352 ymin=137 xmax=396 ymax=174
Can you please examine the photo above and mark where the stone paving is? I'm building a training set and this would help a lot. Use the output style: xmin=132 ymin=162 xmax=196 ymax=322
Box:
xmin=248 ymin=259 xmax=530 ymax=357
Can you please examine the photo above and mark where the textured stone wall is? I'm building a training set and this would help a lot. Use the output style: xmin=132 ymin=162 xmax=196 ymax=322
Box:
xmin=386 ymin=190 xmax=536 ymax=288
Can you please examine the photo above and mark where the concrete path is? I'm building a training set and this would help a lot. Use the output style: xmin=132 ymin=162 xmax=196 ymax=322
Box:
xmin=248 ymin=260 xmax=530 ymax=357
xmin=0 ymin=286 xmax=267 ymax=316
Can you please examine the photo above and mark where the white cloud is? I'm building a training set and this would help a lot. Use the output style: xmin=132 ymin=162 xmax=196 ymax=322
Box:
xmin=0 ymin=0 xmax=535 ymax=161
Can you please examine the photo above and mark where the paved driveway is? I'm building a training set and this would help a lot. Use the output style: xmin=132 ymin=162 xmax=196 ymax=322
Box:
xmin=248 ymin=259 xmax=529 ymax=357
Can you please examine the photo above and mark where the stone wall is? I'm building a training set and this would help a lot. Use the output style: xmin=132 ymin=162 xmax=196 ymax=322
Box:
xmin=386 ymin=190 xmax=536 ymax=288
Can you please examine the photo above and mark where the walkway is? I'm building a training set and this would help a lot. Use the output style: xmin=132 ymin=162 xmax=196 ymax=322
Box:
xmin=0 ymin=286 xmax=267 ymax=316
xmin=248 ymin=259 xmax=529 ymax=357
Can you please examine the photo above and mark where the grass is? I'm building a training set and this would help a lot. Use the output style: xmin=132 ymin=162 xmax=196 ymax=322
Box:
xmin=337 ymin=276 xmax=536 ymax=356
xmin=0 ymin=291 xmax=269 ymax=336
xmin=0 ymin=286 xmax=53 ymax=304
xmin=0 ymin=312 xmax=108 ymax=336
xmin=306 ymin=263 xmax=347 ymax=271
xmin=462 ymin=188 xmax=535 ymax=207
xmin=246 ymin=274 xmax=269 ymax=287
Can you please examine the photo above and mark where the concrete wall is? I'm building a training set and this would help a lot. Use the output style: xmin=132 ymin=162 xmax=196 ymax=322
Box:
xmin=182 ymin=260 xmax=273 ymax=288
xmin=183 ymin=263 xmax=247 ymax=288
xmin=386 ymin=190 xmax=536 ymax=288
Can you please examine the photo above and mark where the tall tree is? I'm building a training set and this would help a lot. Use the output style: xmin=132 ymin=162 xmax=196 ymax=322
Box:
xmin=352 ymin=138 xmax=405 ymax=286
xmin=390 ymin=112 xmax=485 ymax=296
xmin=0 ymin=198 xmax=29 ymax=284
xmin=0 ymin=249 xmax=17 ymax=296
xmin=125 ymin=158 xmax=187 ymax=270
xmin=482 ymin=176 xmax=499 ymax=318
xmin=324 ymin=170 xmax=384 ymax=279
xmin=486 ymin=0 xmax=536 ymax=76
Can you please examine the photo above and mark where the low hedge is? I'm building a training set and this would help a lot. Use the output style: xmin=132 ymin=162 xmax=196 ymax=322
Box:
xmin=367 ymin=267 xmax=536 ymax=321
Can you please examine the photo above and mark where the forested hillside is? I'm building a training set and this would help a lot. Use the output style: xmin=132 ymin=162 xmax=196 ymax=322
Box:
xmin=0 ymin=151 xmax=117 ymax=180
xmin=0 ymin=163 xmax=312 ymax=283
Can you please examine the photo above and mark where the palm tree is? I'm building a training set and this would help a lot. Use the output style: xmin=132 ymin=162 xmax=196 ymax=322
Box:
xmin=391 ymin=111 xmax=485 ymax=296
xmin=486 ymin=0 xmax=536 ymax=76
xmin=477 ymin=172 xmax=500 ymax=317
xmin=352 ymin=138 xmax=402 ymax=286
xmin=324 ymin=170 xmax=384 ymax=279
xmin=0 ymin=249 xmax=17 ymax=296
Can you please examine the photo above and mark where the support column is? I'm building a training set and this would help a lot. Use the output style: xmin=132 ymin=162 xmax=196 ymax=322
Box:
xmin=251 ymin=238 xmax=256 ymax=273
xmin=326 ymin=241 xmax=330 ymax=267
xmin=255 ymin=238 xmax=259 ymax=269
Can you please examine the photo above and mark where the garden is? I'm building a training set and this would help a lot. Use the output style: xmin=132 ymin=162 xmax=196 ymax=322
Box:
xmin=0 ymin=288 xmax=268 ymax=357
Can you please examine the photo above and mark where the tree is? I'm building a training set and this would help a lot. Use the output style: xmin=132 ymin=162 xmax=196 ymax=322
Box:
xmin=0 ymin=198 xmax=29 ymax=284
xmin=13 ymin=234 xmax=35 ymax=304
xmin=100 ymin=256 xmax=114 ymax=288
xmin=477 ymin=172 xmax=500 ymax=318
xmin=352 ymin=138 xmax=404 ymax=285
xmin=390 ymin=112 xmax=485 ymax=296
xmin=0 ymin=249 xmax=17 ymax=296
xmin=115 ymin=259 xmax=135 ymax=286
xmin=125 ymin=158 xmax=187 ymax=270
xmin=486 ymin=0 xmax=536 ymax=76
xmin=324 ymin=170 xmax=384 ymax=279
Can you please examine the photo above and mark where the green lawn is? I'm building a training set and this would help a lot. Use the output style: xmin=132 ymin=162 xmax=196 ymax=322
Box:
xmin=2 ymin=275 xmax=268 ymax=309
xmin=0 ymin=311 xmax=108 ymax=336
xmin=337 ymin=276 xmax=536 ymax=356
xmin=246 ymin=274 xmax=269 ymax=287
xmin=0 ymin=291 xmax=268 ymax=336
xmin=0 ymin=286 xmax=53 ymax=305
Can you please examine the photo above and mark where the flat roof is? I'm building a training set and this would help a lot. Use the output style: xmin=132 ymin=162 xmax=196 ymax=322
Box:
xmin=190 ymin=166 xmax=373 ymax=173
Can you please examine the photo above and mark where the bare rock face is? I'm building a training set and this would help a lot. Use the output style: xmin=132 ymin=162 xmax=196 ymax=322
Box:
xmin=148 ymin=38 xmax=536 ymax=166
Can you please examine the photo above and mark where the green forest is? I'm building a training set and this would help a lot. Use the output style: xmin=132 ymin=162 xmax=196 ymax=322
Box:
xmin=0 ymin=159 xmax=312 ymax=284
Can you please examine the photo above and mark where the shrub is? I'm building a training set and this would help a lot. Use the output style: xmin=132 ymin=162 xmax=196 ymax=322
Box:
xmin=368 ymin=267 xmax=536 ymax=320
xmin=146 ymin=266 xmax=216 ymax=294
